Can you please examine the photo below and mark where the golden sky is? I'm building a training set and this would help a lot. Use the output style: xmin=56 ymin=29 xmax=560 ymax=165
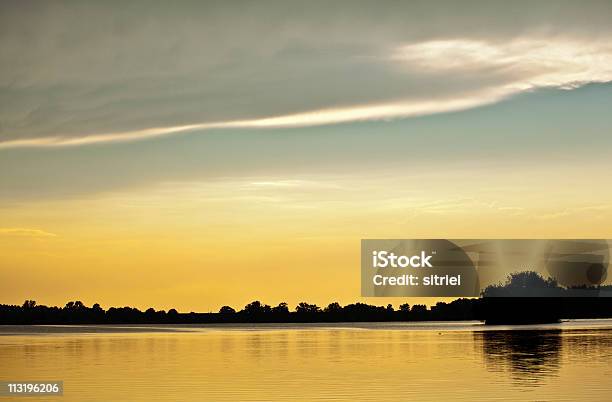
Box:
xmin=2 ymin=159 xmax=612 ymax=311
xmin=2 ymin=2 xmax=612 ymax=311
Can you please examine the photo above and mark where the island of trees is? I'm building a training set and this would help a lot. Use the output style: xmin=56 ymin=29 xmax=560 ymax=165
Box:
xmin=1 ymin=272 xmax=611 ymax=325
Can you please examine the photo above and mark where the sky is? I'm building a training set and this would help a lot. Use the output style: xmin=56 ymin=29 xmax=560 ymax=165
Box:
xmin=1 ymin=1 xmax=612 ymax=311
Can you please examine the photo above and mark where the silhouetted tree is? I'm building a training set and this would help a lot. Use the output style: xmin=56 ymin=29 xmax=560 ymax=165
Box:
xmin=272 ymin=302 xmax=289 ymax=314
xmin=239 ymin=301 xmax=272 ymax=321
xmin=242 ymin=301 xmax=272 ymax=315
xmin=411 ymin=305 xmax=427 ymax=313
xmin=505 ymin=271 xmax=558 ymax=288
xmin=324 ymin=302 xmax=342 ymax=313
xmin=22 ymin=300 xmax=36 ymax=309
xmin=219 ymin=306 xmax=236 ymax=314
xmin=145 ymin=308 xmax=157 ymax=322
xmin=482 ymin=271 xmax=562 ymax=298
xmin=1 ymin=293 xmax=610 ymax=325
xmin=295 ymin=302 xmax=321 ymax=314
xmin=411 ymin=304 xmax=428 ymax=320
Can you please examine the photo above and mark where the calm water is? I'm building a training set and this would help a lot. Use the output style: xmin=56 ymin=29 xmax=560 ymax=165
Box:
xmin=1 ymin=320 xmax=612 ymax=401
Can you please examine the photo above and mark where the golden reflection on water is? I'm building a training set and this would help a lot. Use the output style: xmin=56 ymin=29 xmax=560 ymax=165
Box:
xmin=1 ymin=324 xmax=611 ymax=401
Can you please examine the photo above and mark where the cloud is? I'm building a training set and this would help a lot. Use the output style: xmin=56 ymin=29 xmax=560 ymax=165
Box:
xmin=1 ymin=1 xmax=612 ymax=148
xmin=1 ymin=37 xmax=610 ymax=149
xmin=0 ymin=86 xmax=510 ymax=148
xmin=393 ymin=38 xmax=612 ymax=90
xmin=2 ymin=81 xmax=612 ymax=202
xmin=0 ymin=228 xmax=58 ymax=237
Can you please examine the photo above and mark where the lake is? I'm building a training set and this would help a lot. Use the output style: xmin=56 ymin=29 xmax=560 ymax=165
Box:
xmin=1 ymin=320 xmax=611 ymax=401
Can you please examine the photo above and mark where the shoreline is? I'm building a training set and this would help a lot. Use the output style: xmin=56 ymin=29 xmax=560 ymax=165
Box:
xmin=2 ymin=318 xmax=612 ymax=335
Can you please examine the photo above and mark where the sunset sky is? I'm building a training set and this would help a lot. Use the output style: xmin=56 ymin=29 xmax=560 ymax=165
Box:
xmin=2 ymin=1 xmax=612 ymax=311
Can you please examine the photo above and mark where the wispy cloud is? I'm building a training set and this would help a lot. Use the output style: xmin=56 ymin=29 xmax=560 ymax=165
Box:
xmin=2 ymin=2 xmax=612 ymax=149
xmin=1 ymin=37 xmax=610 ymax=149
xmin=0 ymin=227 xmax=58 ymax=237
xmin=393 ymin=38 xmax=612 ymax=90
xmin=0 ymin=87 xmax=508 ymax=149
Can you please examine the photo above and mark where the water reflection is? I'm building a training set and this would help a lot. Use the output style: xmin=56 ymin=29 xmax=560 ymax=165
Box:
xmin=1 ymin=322 xmax=612 ymax=401
xmin=476 ymin=330 xmax=562 ymax=387
xmin=561 ymin=328 xmax=612 ymax=361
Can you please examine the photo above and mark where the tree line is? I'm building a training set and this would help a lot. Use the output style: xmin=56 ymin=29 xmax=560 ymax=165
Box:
xmin=2 ymin=297 xmax=611 ymax=325
xmin=0 ymin=298 xmax=477 ymax=324
xmin=1 ymin=272 xmax=611 ymax=324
